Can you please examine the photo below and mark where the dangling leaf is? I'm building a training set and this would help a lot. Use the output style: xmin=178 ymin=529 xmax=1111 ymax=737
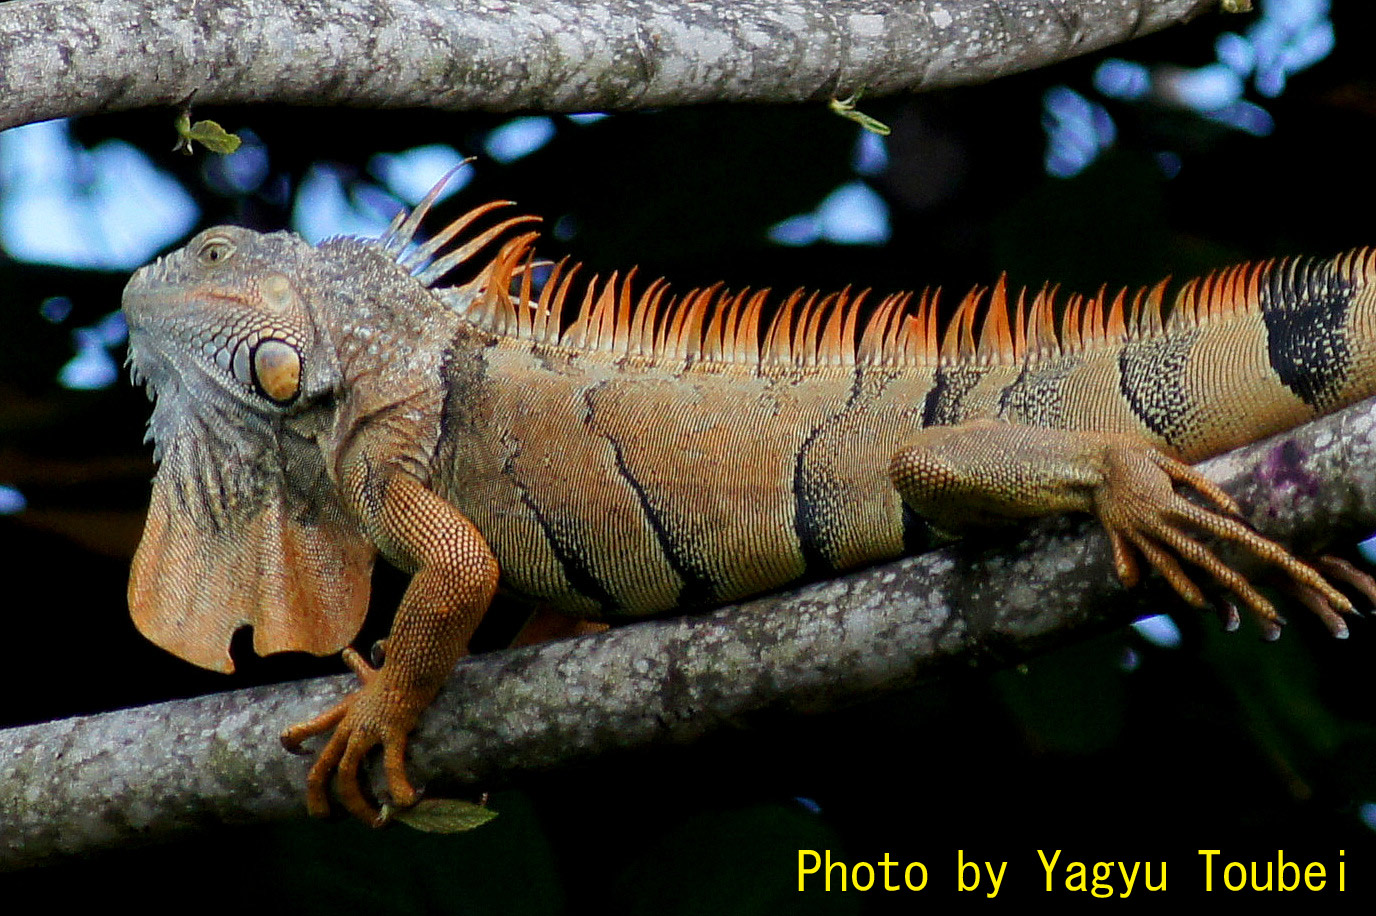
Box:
xmin=173 ymin=110 xmax=242 ymax=155
xmin=829 ymin=89 xmax=891 ymax=137
xmin=388 ymin=798 xmax=499 ymax=834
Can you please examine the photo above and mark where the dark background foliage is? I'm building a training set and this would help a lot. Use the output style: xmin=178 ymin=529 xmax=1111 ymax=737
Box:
xmin=4 ymin=2 xmax=1376 ymax=909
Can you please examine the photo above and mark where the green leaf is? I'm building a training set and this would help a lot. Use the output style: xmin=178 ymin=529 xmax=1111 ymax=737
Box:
xmin=389 ymin=798 xmax=500 ymax=834
xmin=173 ymin=111 xmax=242 ymax=155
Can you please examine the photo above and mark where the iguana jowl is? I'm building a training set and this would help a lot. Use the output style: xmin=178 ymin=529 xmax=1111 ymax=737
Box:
xmin=123 ymin=177 xmax=1370 ymax=822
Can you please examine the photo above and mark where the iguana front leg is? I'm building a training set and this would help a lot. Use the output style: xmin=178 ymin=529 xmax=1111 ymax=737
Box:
xmin=889 ymin=419 xmax=1355 ymax=636
xmin=282 ymin=469 xmax=499 ymax=823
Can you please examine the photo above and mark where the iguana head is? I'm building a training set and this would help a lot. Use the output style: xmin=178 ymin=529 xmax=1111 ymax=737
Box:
xmin=123 ymin=227 xmax=374 ymax=673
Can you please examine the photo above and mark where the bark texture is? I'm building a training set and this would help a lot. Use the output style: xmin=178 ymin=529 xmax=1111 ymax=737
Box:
xmin=1 ymin=0 xmax=1217 ymax=131
xmin=4 ymin=395 xmax=1375 ymax=870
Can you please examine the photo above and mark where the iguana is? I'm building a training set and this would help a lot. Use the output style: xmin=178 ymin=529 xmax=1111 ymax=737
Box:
xmin=122 ymin=175 xmax=1373 ymax=824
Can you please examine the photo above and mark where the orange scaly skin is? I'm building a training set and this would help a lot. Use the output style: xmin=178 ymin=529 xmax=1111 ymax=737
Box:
xmin=123 ymin=178 xmax=1374 ymax=822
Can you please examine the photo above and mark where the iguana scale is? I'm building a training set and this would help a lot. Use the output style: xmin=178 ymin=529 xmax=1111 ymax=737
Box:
xmin=122 ymin=176 xmax=1372 ymax=823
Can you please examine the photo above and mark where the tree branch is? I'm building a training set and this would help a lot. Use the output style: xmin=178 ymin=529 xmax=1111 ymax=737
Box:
xmin=4 ymin=395 xmax=1375 ymax=870
xmin=1 ymin=0 xmax=1218 ymax=132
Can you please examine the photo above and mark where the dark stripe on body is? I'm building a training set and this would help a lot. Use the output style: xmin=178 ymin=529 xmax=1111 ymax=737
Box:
xmin=1117 ymin=332 xmax=1196 ymax=444
xmin=791 ymin=369 xmax=870 ymax=579
xmin=922 ymin=365 xmax=985 ymax=427
xmin=600 ymin=428 xmax=720 ymax=610
xmin=438 ymin=326 xmax=495 ymax=447
xmin=997 ymin=359 xmax=1073 ymax=428
xmin=791 ymin=437 xmax=837 ymax=580
xmin=1261 ymin=258 xmax=1354 ymax=411
xmin=502 ymin=447 xmax=620 ymax=613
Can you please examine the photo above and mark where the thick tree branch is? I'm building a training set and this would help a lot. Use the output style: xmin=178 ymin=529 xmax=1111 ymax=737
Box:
xmin=4 ymin=396 xmax=1376 ymax=870
xmin=0 ymin=0 xmax=1218 ymax=131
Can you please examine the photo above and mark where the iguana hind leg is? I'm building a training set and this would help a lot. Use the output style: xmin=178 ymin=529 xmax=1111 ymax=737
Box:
xmin=889 ymin=419 xmax=1355 ymax=637
xmin=282 ymin=472 xmax=499 ymax=823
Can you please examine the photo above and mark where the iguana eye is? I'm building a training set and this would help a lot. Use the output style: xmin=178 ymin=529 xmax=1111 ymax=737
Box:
xmin=197 ymin=237 xmax=235 ymax=266
xmin=250 ymin=339 xmax=302 ymax=404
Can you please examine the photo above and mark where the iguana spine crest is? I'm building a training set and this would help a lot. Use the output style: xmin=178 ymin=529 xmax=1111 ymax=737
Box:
xmin=386 ymin=185 xmax=1375 ymax=373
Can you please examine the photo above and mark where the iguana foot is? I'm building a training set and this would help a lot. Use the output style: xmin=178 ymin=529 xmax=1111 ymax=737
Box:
xmin=281 ymin=647 xmax=423 ymax=824
xmin=1094 ymin=446 xmax=1355 ymax=637
xmin=890 ymin=420 xmax=1357 ymax=636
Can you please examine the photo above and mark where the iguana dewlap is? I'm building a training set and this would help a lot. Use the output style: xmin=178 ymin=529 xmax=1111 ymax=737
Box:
xmin=122 ymin=177 xmax=1369 ymax=823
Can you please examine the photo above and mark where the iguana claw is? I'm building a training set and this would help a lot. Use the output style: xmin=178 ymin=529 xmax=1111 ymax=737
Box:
xmin=280 ymin=647 xmax=423 ymax=824
xmin=1096 ymin=448 xmax=1355 ymax=637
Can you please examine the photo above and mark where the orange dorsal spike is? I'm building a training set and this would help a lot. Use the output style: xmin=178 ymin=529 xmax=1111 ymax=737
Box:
xmin=1127 ymin=286 xmax=1144 ymax=338
xmin=920 ymin=291 xmax=937 ymax=363
xmin=561 ymin=273 xmax=598 ymax=349
xmin=490 ymin=234 xmax=533 ymax=334
xmin=515 ymin=249 xmax=536 ymax=339
xmin=811 ymin=291 xmax=836 ymax=365
xmin=1229 ymin=264 xmax=1249 ymax=315
xmin=1107 ymin=287 xmax=1127 ymax=341
xmin=1085 ymin=286 xmax=1107 ymax=346
xmin=1246 ymin=260 xmax=1265 ymax=311
xmin=818 ymin=289 xmax=850 ymax=366
xmin=652 ymin=292 xmax=681 ymax=355
xmin=1013 ymin=287 xmax=1028 ymax=362
xmin=681 ymin=284 xmax=719 ymax=359
xmin=899 ymin=291 xmax=931 ymax=365
xmin=612 ymin=267 xmax=637 ymax=352
xmin=408 ymin=199 xmax=517 ymax=268
xmin=977 ymin=275 xmax=1014 ymax=365
xmin=703 ymin=288 xmax=733 ymax=362
xmin=1172 ymin=277 xmax=1199 ymax=331
xmin=1143 ymin=277 xmax=1168 ymax=336
xmin=638 ymin=282 xmax=671 ymax=356
xmin=533 ymin=258 xmax=567 ymax=343
xmin=419 ymin=213 xmax=542 ymax=288
xmin=1199 ymin=272 xmax=1220 ymax=324
xmin=590 ymin=272 xmax=619 ymax=351
xmin=1238 ymin=263 xmax=1254 ymax=311
xmin=794 ymin=291 xmax=826 ymax=365
xmin=662 ymin=288 xmax=691 ymax=359
xmin=880 ymin=293 xmax=907 ymax=364
xmin=1038 ymin=284 xmax=1060 ymax=358
xmin=858 ymin=293 xmax=898 ymax=365
xmin=738 ymin=289 xmax=768 ymax=363
xmin=836 ymin=288 xmax=858 ymax=368
xmin=885 ymin=293 xmax=911 ymax=363
xmin=1061 ymin=293 xmax=1083 ymax=353
xmin=960 ymin=288 xmax=980 ymax=360
xmin=940 ymin=287 xmax=978 ymax=363
xmin=899 ymin=313 xmax=919 ymax=364
xmin=764 ymin=290 xmax=803 ymax=366
xmin=546 ymin=262 xmax=581 ymax=345
xmin=1023 ymin=286 xmax=1042 ymax=357
xmin=723 ymin=289 xmax=750 ymax=361
xmin=1208 ymin=267 xmax=1229 ymax=319
xmin=627 ymin=277 xmax=657 ymax=356
xmin=661 ymin=290 xmax=694 ymax=359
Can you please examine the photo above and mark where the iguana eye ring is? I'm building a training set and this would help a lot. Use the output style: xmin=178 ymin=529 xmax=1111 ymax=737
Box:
xmin=197 ymin=237 xmax=235 ymax=266
xmin=250 ymin=339 xmax=301 ymax=404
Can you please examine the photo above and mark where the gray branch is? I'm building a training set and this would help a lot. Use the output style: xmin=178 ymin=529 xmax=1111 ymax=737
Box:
xmin=1 ymin=0 xmax=1218 ymax=131
xmin=5 ymin=395 xmax=1376 ymax=869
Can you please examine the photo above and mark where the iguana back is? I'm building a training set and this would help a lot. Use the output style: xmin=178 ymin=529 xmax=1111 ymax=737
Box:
xmin=434 ymin=229 xmax=1375 ymax=620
